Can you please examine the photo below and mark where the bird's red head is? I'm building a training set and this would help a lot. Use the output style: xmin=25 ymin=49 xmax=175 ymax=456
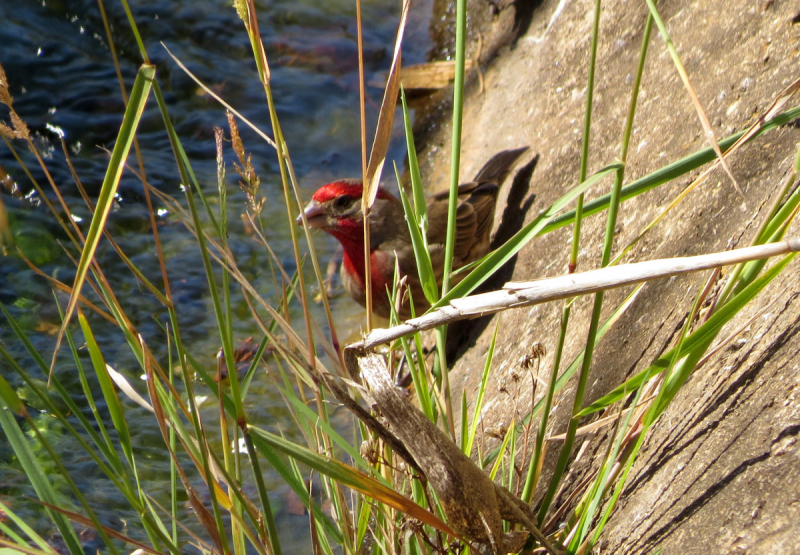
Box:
xmin=298 ymin=180 xmax=399 ymax=288
xmin=298 ymin=180 xmax=394 ymax=237
xmin=310 ymin=179 xmax=364 ymax=204
xmin=299 ymin=180 xmax=364 ymax=239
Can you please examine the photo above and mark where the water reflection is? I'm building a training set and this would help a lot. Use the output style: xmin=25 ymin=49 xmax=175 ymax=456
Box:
xmin=0 ymin=0 xmax=432 ymax=551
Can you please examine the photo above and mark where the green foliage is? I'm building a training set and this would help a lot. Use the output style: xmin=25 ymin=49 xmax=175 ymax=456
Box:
xmin=0 ymin=0 xmax=797 ymax=553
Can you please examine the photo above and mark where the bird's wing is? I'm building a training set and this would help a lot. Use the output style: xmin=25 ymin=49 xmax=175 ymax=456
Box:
xmin=426 ymin=197 xmax=478 ymax=263
xmin=467 ymin=186 xmax=498 ymax=246
xmin=429 ymin=180 xmax=485 ymax=201
xmin=423 ymin=147 xmax=529 ymax=271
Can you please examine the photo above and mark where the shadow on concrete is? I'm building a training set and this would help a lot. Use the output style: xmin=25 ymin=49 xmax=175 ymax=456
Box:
xmin=446 ymin=153 xmax=540 ymax=361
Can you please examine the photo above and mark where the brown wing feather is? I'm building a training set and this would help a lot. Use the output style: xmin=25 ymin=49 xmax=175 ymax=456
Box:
xmin=466 ymin=189 xmax=497 ymax=247
xmin=453 ymin=202 xmax=477 ymax=262
xmin=419 ymin=147 xmax=528 ymax=293
xmin=424 ymin=199 xmax=450 ymax=246
xmin=430 ymin=180 xmax=482 ymax=202
xmin=425 ymin=193 xmax=487 ymax=264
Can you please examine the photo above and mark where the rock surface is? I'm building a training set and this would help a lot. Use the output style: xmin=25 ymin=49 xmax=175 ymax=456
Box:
xmin=415 ymin=0 xmax=800 ymax=552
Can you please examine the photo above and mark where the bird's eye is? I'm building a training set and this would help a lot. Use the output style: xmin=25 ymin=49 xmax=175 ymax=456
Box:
xmin=334 ymin=195 xmax=353 ymax=209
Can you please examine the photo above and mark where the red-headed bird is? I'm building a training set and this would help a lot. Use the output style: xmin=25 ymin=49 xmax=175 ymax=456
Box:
xmin=298 ymin=147 xmax=528 ymax=319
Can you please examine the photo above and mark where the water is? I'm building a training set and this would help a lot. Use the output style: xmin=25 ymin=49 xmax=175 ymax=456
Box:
xmin=0 ymin=0 xmax=432 ymax=551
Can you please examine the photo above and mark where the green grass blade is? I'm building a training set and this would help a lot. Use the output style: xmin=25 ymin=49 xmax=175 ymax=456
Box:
xmin=52 ymin=63 xmax=155 ymax=375
xmin=543 ymin=105 xmax=800 ymax=235
xmin=587 ymin=275 xmax=716 ymax=550
xmin=398 ymin=335 xmax=434 ymax=421
xmin=401 ymin=88 xmax=428 ymax=236
xmin=441 ymin=0 xmax=467 ymax=296
xmin=484 ymin=283 xmax=644 ymax=469
xmin=0 ymin=411 xmax=83 ymax=555
xmin=0 ymin=499 xmax=56 ymax=553
xmin=577 ymin=369 xmax=646 ymax=552
xmin=26 ymin=423 xmax=123 ymax=555
xmin=77 ymin=311 xmax=133 ymax=464
xmin=539 ymin=291 xmax=605 ymax=525
xmin=580 ymin=252 xmax=795 ymax=416
xmin=247 ymin=430 xmax=344 ymax=545
xmin=567 ymin=0 xmax=602 ymax=274
xmin=395 ymin=165 xmax=438 ymax=304
xmin=521 ymin=303 xmax=568 ymax=505
xmin=655 ymin=259 xmax=796 ymax=421
xmin=57 ymin=297 xmax=123 ymax=473
xmin=355 ymin=497 xmax=372 ymax=553
xmin=240 ymin=335 xmax=270 ymax=399
xmin=280 ymin=388 xmax=372 ymax=474
xmin=0 ymin=333 xmax=175 ymax=554
xmin=488 ymin=423 xmax=515 ymax=482
xmin=0 ymin=304 xmax=130 ymax=486
xmin=0 ymin=369 xmax=25 ymax=416
xmin=459 ymin=389 xmax=468 ymax=453
xmin=413 ymin=332 xmax=435 ymax=421
xmin=247 ymin=425 xmax=456 ymax=537
xmin=464 ymin=322 xmax=498 ymax=457
xmin=555 ymin=0 xmax=629 ymax=530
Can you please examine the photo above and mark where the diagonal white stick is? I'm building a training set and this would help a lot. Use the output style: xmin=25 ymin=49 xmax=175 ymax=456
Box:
xmin=348 ymin=238 xmax=800 ymax=350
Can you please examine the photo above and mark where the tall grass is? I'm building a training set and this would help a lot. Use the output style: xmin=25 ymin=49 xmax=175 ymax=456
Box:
xmin=0 ymin=0 xmax=798 ymax=554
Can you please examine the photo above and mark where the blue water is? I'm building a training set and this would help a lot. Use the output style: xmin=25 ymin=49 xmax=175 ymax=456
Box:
xmin=0 ymin=0 xmax=432 ymax=552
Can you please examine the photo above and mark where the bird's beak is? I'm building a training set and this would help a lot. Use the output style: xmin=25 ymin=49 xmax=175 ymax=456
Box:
xmin=297 ymin=199 xmax=327 ymax=228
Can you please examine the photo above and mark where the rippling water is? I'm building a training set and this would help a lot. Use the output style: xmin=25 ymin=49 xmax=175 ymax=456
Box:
xmin=0 ymin=0 xmax=432 ymax=551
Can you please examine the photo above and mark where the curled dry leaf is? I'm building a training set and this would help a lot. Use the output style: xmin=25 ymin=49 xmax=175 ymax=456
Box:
xmin=354 ymin=352 xmax=556 ymax=554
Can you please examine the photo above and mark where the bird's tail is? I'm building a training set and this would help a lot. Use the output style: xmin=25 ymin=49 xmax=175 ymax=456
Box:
xmin=473 ymin=146 xmax=529 ymax=185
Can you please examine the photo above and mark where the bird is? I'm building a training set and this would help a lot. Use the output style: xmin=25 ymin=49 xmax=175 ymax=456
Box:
xmin=298 ymin=147 xmax=529 ymax=320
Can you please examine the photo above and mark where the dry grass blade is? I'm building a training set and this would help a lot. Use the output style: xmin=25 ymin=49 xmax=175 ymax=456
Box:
xmin=726 ymin=75 xmax=800 ymax=151
xmin=546 ymin=394 xmax=656 ymax=442
xmin=137 ymin=341 xmax=230 ymax=491
xmin=141 ymin=338 xmax=227 ymax=551
xmin=609 ymin=77 xmax=800 ymax=266
xmin=695 ymin=292 xmax=784 ymax=370
xmin=542 ymin=471 xmax=598 ymax=535
xmin=145 ymin=495 xmax=218 ymax=555
xmin=0 ymin=194 xmax=10 ymax=246
xmin=244 ymin=0 xmax=271 ymax=84
xmin=106 ymin=364 xmax=154 ymax=413
xmin=17 ymin=250 xmax=116 ymax=324
xmin=0 ymin=62 xmax=15 ymax=107
xmin=37 ymin=502 xmax=162 ymax=555
xmin=307 ymin=481 xmax=324 ymax=555
xmin=361 ymin=0 xmax=410 ymax=209
xmin=359 ymin=0 xmax=410 ymax=329
xmin=0 ymin=539 xmax=54 ymax=555
xmin=162 ymin=43 xmax=277 ymax=149
xmin=644 ymin=0 xmax=741 ymax=195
